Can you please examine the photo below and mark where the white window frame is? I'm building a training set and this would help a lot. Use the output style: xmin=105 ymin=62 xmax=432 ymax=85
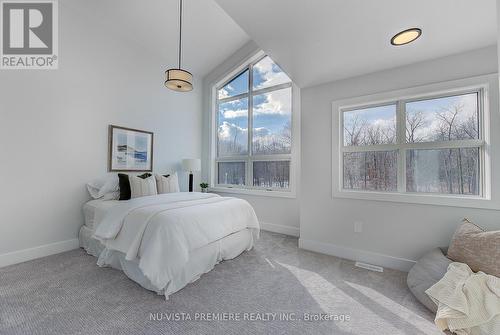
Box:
xmin=209 ymin=51 xmax=299 ymax=198
xmin=332 ymin=74 xmax=497 ymax=209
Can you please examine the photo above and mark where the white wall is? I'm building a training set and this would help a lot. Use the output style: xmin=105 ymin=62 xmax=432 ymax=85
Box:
xmin=202 ymin=42 xmax=300 ymax=236
xmin=300 ymin=46 xmax=500 ymax=270
xmin=0 ymin=1 xmax=203 ymax=265
xmin=498 ymin=0 xmax=500 ymax=72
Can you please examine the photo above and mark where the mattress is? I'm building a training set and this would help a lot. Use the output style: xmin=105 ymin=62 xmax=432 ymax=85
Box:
xmin=79 ymin=225 xmax=253 ymax=297
xmin=83 ymin=199 xmax=119 ymax=229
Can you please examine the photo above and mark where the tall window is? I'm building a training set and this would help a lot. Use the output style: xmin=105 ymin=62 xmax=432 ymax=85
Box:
xmin=215 ymin=55 xmax=293 ymax=191
xmin=340 ymin=89 xmax=485 ymax=197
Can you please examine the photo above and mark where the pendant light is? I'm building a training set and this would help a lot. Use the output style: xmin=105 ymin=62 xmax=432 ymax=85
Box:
xmin=165 ymin=0 xmax=193 ymax=92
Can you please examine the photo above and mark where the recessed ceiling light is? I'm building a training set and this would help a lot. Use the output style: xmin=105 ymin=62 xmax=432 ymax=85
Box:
xmin=391 ymin=28 xmax=422 ymax=46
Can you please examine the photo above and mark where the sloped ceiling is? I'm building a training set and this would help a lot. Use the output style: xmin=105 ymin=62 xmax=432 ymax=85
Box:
xmin=62 ymin=0 xmax=250 ymax=78
xmin=216 ymin=0 xmax=497 ymax=88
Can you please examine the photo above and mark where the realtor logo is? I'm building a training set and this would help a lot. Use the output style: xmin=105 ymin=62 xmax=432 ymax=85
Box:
xmin=1 ymin=0 xmax=58 ymax=69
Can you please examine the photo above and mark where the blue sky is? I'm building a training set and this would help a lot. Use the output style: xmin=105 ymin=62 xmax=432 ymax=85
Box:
xmin=218 ymin=56 xmax=292 ymax=148
xmin=406 ymin=93 xmax=477 ymax=116
xmin=406 ymin=93 xmax=478 ymax=141
xmin=343 ymin=92 xmax=478 ymax=144
xmin=219 ymin=70 xmax=249 ymax=98
xmin=344 ymin=104 xmax=396 ymax=123
xmin=218 ymin=56 xmax=291 ymax=99
xmin=343 ymin=93 xmax=477 ymax=126
xmin=343 ymin=105 xmax=396 ymax=145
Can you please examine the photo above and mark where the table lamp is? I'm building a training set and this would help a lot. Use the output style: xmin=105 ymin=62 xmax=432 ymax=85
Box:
xmin=182 ymin=158 xmax=201 ymax=192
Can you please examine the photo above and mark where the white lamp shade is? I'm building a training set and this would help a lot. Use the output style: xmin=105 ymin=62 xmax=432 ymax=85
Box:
xmin=165 ymin=69 xmax=193 ymax=92
xmin=182 ymin=158 xmax=201 ymax=172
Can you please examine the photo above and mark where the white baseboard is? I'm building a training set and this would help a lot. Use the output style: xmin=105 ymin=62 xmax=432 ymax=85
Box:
xmin=260 ymin=222 xmax=300 ymax=237
xmin=0 ymin=238 xmax=80 ymax=268
xmin=298 ymin=238 xmax=416 ymax=272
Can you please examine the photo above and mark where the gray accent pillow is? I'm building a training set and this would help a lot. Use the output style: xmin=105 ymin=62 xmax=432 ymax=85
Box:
xmin=407 ymin=248 xmax=452 ymax=313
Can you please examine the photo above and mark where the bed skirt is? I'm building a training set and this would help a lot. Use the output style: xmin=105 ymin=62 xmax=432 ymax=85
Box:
xmin=79 ymin=225 xmax=254 ymax=298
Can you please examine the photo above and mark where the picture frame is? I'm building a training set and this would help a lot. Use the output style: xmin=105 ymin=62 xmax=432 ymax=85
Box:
xmin=108 ymin=125 xmax=154 ymax=172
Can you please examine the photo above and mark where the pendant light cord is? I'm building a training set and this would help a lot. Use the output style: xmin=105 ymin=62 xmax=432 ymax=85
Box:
xmin=178 ymin=0 xmax=183 ymax=69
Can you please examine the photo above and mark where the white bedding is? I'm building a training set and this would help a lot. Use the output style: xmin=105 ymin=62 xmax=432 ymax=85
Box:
xmin=79 ymin=225 xmax=104 ymax=256
xmin=93 ymin=192 xmax=260 ymax=293
xmin=80 ymin=225 xmax=254 ymax=297
xmin=83 ymin=199 xmax=119 ymax=229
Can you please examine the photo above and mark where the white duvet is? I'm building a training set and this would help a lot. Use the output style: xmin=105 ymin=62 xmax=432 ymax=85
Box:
xmin=93 ymin=192 xmax=259 ymax=291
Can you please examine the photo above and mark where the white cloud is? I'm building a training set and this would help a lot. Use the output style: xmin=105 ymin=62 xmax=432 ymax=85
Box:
xmin=254 ymin=89 xmax=291 ymax=117
xmin=218 ymin=88 xmax=229 ymax=99
xmin=222 ymin=109 xmax=247 ymax=119
xmin=218 ymin=121 xmax=247 ymax=140
xmin=454 ymin=94 xmax=478 ymax=122
xmin=221 ymin=89 xmax=291 ymax=119
xmin=218 ymin=83 xmax=238 ymax=100
xmin=253 ymin=127 xmax=270 ymax=137
xmin=409 ymin=93 xmax=478 ymax=141
xmin=219 ymin=122 xmax=274 ymax=142
xmin=220 ymin=99 xmax=248 ymax=119
xmin=254 ymin=56 xmax=291 ymax=89
xmin=372 ymin=117 xmax=396 ymax=129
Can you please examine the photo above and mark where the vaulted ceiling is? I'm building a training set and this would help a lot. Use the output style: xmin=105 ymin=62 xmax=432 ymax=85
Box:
xmin=63 ymin=0 xmax=250 ymax=78
xmin=216 ymin=0 xmax=497 ymax=88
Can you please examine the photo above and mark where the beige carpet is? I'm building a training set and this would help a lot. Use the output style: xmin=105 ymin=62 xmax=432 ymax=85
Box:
xmin=0 ymin=231 xmax=441 ymax=334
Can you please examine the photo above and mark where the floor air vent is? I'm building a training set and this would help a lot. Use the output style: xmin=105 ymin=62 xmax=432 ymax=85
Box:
xmin=355 ymin=262 xmax=384 ymax=272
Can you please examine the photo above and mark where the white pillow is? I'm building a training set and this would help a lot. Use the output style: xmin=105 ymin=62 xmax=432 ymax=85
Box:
xmin=156 ymin=172 xmax=180 ymax=194
xmin=86 ymin=175 xmax=119 ymax=199
xmin=102 ymin=191 xmax=120 ymax=200
xmin=129 ymin=175 xmax=158 ymax=198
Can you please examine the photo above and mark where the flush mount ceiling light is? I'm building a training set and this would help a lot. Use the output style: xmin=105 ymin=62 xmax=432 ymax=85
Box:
xmin=165 ymin=0 xmax=193 ymax=92
xmin=391 ymin=28 xmax=422 ymax=46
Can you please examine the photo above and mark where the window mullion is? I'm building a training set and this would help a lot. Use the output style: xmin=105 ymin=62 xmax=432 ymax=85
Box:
xmin=248 ymin=64 xmax=253 ymax=187
xmin=252 ymin=82 xmax=292 ymax=96
xmin=342 ymin=144 xmax=399 ymax=152
xmin=403 ymin=139 xmax=484 ymax=150
xmin=338 ymin=82 xmax=488 ymax=199
xmin=397 ymin=100 xmax=406 ymax=193
xmin=213 ymin=54 xmax=295 ymax=192
xmin=218 ymin=92 xmax=249 ymax=104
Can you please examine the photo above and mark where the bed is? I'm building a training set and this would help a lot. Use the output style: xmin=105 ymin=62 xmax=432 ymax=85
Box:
xmin=79 ymin=192 xmax=259 ymax=298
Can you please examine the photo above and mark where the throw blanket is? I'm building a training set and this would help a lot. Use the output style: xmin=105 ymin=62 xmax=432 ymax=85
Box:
xmin=93 ymin=193 xmax=260 ymax=291
xmin=425 ymin=262 xmax=500 ymax=335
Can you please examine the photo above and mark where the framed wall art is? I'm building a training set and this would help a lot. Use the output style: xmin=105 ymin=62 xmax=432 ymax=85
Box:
xmin=108 ymin=125 xmax=153 ymax=172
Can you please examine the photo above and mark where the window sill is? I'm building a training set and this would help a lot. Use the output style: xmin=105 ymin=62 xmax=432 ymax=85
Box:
xmin=210 ymin=187 xmax=296 ymax=199
xmin=333 ymin=189 xmax=499 ymax=210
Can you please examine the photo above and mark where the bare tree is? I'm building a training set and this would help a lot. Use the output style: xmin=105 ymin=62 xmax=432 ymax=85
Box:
xmin=406 ymin=110 xmax=427 ymax=143
xmin=344 ymin=102 xmax=479 ymax=195
xmin=344 ymin=115 xmax=366 ymax=146
xmin=435 ymin=104 xmax=463 ymax=193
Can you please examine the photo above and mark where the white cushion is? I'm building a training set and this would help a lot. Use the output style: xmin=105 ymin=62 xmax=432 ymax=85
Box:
xmin=155 ymin=173 xmax=180 ymax=194
xmin=129 ymin=175 xmax=158 ymax=198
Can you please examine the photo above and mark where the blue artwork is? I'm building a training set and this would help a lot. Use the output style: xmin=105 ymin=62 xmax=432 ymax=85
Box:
xmin=109 ymin=126 xmax=153 ymax=171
